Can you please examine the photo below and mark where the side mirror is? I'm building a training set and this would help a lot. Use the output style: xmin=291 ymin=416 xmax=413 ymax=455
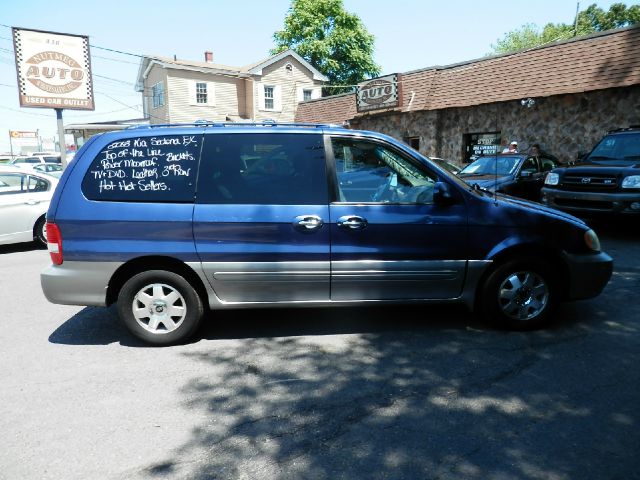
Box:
xmin=433 ymin=181 xmax=455 ymax=206
xmin=520 ymin=170 xmax=533 ymax=178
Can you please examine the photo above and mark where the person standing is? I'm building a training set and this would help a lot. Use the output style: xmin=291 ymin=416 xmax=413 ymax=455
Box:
xmin=502 ymin=141 xmax=518 ymax=153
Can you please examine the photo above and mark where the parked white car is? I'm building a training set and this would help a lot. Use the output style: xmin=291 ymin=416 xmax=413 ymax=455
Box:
xmin=0 ymin=166 xmax=58 ymax=246
xmin=9 ymin=153 xmax=62 ymax=171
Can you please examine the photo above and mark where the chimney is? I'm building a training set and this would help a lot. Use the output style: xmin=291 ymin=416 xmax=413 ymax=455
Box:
xmin=204 ymin=51 xmax=213 ymax=63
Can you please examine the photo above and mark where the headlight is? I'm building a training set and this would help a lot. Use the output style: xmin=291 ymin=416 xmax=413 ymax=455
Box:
xmin=622 ymin=175 xmax=640 ymax=189
xmin=544 ymin=172 xmax=559 ymax=185
xmin=584 ymin=229 xmax=601 ymax=252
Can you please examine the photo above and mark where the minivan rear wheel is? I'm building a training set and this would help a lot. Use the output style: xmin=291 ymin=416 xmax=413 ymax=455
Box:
xmin=117 ymin=270 xmax=204 ymax=345
xmin=479 ymin=258 xmax=557 ymax=330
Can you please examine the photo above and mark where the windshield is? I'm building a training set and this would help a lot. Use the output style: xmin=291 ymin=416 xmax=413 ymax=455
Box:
xmin=459 ymin=156 xmax=520 ymax=176
xmin=587 ymin=133 xmax=640 ymax=163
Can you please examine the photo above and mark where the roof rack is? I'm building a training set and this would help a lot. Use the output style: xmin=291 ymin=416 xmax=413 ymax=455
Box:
xmin=607 ymin=125 xmax=640 ymax=134
xmin=127 ymin=121 xmax=345 ymax=130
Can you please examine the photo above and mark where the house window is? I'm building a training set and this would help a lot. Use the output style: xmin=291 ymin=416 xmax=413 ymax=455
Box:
xmin=196 ymin=82 xmax=207 ymax=104
xmin=264 ymin=86 xmax=274 ymax=110
xmin=303 ymin=89 xmax=312 ymax=101
xmin=152 ymin=82 xmax=165 ymax=108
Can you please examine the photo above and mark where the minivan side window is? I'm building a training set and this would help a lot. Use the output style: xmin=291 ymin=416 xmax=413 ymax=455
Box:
xmin=332 ymin=137 xmax=436 ymax=204
xmin=81 ymin=134 xmax=201 ymax=202
xmin=197 ymin=133 xmax=327 ymax=205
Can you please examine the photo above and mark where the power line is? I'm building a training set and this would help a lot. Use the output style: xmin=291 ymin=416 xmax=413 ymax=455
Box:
xmin=91 ymin=54 xmax=140 ymax=65
xmin=0 ymin=105 xmax=54 ymax=117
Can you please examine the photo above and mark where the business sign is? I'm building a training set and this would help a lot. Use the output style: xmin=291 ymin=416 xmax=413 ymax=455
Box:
xmin=9 ymin=130 xmax=38 ymax=147
xmin=464 ymin=132 xmax=501 ymax=162
xmin=356 ymin=74 xmax=401 ymax=113
xmin=12 ymin=27 xmax=94 ymax=110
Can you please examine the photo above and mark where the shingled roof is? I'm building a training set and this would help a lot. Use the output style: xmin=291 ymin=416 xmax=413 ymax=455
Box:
xmin=295 ymin=25 xmax=640 ymax=122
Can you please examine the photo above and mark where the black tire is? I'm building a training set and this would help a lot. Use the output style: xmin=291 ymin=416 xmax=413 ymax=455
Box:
xmin=478 ymin=258 xmax=557 ymax=330
xmin=117 ymin=270 xmax=204 ymax=345
xmin=34 ymin=216 xmax=47 ymax=247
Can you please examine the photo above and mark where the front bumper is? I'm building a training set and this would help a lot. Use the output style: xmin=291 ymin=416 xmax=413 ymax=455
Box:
xmin=541 ymin=188 xmax=640 ymax=215
xmin=562 ymin=251 xmax=613 ymax=301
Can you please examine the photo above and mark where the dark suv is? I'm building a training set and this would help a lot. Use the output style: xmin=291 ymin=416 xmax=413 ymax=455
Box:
xmin=541 ymin=127 xmax=640 ymax=215
xmin=41 ymin=122 xmax=612 ymax=345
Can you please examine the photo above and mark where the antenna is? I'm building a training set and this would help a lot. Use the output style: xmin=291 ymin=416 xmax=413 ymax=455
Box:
xmin=494 ymin=151 xmax=498 ymax=205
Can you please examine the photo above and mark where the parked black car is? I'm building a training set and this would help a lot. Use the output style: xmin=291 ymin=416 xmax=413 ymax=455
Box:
xmin=541 ymin=127 xmax=640 ymax=216
xmin=458 ymin=153 xmax=560 ymax=201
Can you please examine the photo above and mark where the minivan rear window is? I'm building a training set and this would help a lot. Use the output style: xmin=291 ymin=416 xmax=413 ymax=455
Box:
xmin=81 ymin=134 xmax=201 ymax=202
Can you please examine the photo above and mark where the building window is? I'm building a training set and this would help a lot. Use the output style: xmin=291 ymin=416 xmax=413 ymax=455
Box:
xmin=264 ymin=86 xmax=274 ymax=110
xmin=303 ymin=89 xmax=312 ymax=102
xmin=405 ymin=136 xmax=420 ymax=151
xmin=464 ymin=132 xmax=501 ymax=163
xmin=152 ymin=82 xmax=165 ymax=109
xmin=196 ymin=82 xmax=207 ymax=104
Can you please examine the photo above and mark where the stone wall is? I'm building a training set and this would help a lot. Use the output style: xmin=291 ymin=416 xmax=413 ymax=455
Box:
xmin=350 ymin=85 xmax=640 ymax=165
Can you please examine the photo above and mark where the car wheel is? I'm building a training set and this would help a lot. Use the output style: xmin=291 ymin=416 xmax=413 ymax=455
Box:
xmin=479 ymin=258 xmax=557 ymax=330
xmin=34 ymin=216 xmax=47 ymax=247
xmin=117 ymin=270 xmax=204 ymax=345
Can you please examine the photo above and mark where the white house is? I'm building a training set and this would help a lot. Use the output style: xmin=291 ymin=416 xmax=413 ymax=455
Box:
xmin=135 ymin=49 xmax=327 ymax=124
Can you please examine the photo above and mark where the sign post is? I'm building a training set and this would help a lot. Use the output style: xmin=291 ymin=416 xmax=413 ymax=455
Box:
xmin=55 ymin=109 xmax=66 ymax=166
xmin=12 ymin=27 xmax=95 ymax=167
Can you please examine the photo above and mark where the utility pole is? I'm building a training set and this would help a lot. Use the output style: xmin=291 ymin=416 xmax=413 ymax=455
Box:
xmin=55 ymin=109 xmax=68 ymax=168
xmin=574 ymin=2 xmax=580 ymax=37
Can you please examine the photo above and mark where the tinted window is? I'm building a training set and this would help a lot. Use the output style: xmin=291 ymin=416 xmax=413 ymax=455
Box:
xmin=539 ymin=156 xmax=558 ymax=172
xmin=197 ymin=133 xmax=327 ymax=205
xmin=28 ymin=176 xmax=50 ymax=192
xmin=520 ymin=157 xmax=538 ymax=173
xmin=82 ymin=134 xmax=201 ymax=202
xmin=332 ymin=137 xmax=436 ymax=203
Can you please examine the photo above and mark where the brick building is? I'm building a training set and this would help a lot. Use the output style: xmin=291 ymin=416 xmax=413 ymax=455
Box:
xmin=295 ymin=25 xmax=640 ymax=165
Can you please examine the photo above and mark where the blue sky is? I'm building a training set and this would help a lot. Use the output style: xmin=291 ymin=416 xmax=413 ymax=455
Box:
xmin=0 ymin=0 xmax=628 ymax=152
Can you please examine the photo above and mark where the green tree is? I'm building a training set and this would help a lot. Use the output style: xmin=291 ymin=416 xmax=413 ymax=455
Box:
xmin=490 ymin=2 xmax=640 ymax=55
xmin=271 ymin=0 xmax=380 ymax=94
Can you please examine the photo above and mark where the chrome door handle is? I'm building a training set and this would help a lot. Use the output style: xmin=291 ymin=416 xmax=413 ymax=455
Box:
xmin=293 ymin=215 xmax=324 ymax=232
xmin=337 ymin=215 xmax=368 ymax=230
xmin=25 ymin=200 xmax=39 ymax=205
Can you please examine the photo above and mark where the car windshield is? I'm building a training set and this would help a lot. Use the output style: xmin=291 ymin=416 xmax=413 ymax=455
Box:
xmin=459 ymin=156 xmax=520 ymax=176
xmin=587 ymin=133 xmax=640 ymax=163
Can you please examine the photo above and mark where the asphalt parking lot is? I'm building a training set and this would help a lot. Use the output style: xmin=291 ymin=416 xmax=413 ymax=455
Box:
xmin=1 ymin=221 xmax=639 ymax=480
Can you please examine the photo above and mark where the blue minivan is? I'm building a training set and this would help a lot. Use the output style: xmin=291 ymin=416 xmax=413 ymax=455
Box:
xmin=41 ymin=123 xmax=612 ymax=345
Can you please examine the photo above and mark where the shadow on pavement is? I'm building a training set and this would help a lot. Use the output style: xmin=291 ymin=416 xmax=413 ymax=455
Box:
xmin=0 ymin=241 xmax=45 ymax=254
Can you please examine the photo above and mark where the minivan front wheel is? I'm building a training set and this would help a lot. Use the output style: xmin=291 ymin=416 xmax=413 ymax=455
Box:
xmin=479 ymin=258 xmax=557 ymax=330
xmin=117 ymin=270 xmax=204 ymax=345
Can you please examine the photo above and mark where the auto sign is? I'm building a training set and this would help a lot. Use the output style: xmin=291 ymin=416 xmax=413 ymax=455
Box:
xmin=356 ymin=74 xmax=400 ymax=113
